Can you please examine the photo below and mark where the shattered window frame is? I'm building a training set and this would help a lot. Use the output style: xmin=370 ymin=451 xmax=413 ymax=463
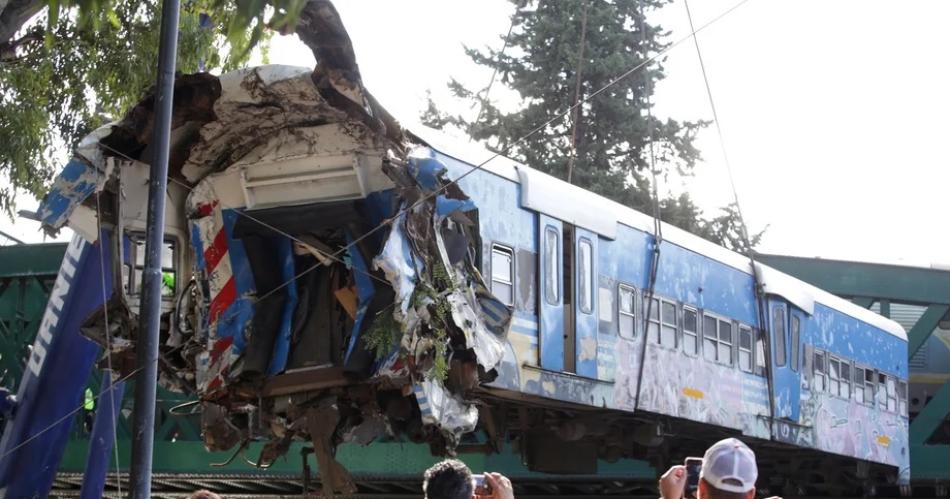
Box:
xmin=682 ymin=306 xmax=699 ymax=356
xmin=543 ymin=226 xmax=559 ymax=305
xmin=490 ymin=244 xmax=515 ymax=307
xmin=618 ymin=283 xmax=636 ymax=340
xmin=578 ymin=238 xmax=594 ymax=314
xmin=125 ymin=233 xmax=179 ymax=299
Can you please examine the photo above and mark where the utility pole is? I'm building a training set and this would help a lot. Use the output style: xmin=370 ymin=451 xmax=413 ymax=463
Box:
xmin=129 ymin=0 xmax=179 ymax=496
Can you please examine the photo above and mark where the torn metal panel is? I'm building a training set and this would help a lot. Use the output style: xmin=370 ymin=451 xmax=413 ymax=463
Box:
xmin=36 ymin=156 xmax=112 ymax=235
xmin=414 ymin=379 xmax=478 ymax=447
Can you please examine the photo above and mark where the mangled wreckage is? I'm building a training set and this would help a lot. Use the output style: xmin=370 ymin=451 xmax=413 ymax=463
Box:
xmin=33 ymin=0 xmax=913 ymax=495
xmin=38 ymin=2 xmax=514 ymax=492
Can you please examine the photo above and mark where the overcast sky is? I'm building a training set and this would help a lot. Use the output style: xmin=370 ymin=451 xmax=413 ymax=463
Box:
xmin=8 ymin=0 xmax=950 ymax=268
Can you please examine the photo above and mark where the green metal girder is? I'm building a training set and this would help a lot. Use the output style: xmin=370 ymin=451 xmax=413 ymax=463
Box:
xmin=58 ymin=440 xmax=655 ymax=479
xmin=910 ymin=378 xmax=950 ymax=446
xmin=757 ymin=254 xmax=950 ymax=305
xmin=908 ymin=304 xmax=950 ymax=358
xmin=0 ymin=243 xmax=66 ymax=279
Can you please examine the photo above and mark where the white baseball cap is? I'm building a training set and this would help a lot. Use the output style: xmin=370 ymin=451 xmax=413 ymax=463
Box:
xmin=699 ymin=438 xmax=758 ymax=494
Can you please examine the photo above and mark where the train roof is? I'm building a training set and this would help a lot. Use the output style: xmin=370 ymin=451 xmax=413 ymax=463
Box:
xmin=409 ymin=125 xmax=908 ymax=341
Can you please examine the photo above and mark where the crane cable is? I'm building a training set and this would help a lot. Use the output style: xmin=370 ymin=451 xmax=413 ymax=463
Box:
xmin=682 ymin=0 xmax=776 ymax=427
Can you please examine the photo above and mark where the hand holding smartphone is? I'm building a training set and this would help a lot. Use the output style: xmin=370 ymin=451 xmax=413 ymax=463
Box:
xmin=473 ymin=474 xmax=491 ymax=495
xmin=684 ymin=457 xmax=703 ymax=498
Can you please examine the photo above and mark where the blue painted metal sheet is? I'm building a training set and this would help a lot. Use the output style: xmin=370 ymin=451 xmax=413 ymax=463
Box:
xmin=267 ymin=237 xmax=297 ymax=375
xmin=0 ymin=233 xmax=107 ymax=498
xmin=539 ymin=215 xmax=564 ymax=371
xmin=344 ymin=231 xmax=377 ymax=363
xmin=574 ymin=228 xmax=598 ymax=378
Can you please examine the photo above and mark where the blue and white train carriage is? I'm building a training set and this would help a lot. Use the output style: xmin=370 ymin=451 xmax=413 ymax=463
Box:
xmin=29 ymin=62 xmax=908 ymax=496
xmin=413 ymin=129 xmax=910 ymax=485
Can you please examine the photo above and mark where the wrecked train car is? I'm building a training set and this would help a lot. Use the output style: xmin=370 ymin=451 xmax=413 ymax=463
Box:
xmin=31 ymin=1 xmax=908 ymax=495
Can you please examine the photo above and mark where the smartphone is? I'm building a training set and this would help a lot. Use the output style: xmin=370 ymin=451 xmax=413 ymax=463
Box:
xmin=684 ymin=457 xmax=703 ymax=498
xmin=473 ymin=474 xmax=491 ymax=495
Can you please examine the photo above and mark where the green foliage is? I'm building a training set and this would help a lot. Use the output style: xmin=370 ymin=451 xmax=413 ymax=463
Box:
xmin=0 ymin=0 xmax=300 ymax=215
xmin=424 ymin=0 xmax=763 ymax=252
xmin=363 ymin=310 xmax=401 ymax=361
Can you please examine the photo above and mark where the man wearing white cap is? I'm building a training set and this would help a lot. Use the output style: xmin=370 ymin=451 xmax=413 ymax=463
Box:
xmin=658 ymin=438 xmax=765 ymax=499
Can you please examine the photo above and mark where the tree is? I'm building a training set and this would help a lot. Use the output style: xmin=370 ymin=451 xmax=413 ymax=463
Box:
xmin=0 ymin=0 xmax=304 ymax=215
xmin=423 ymin=0 xmax=762 ymax=252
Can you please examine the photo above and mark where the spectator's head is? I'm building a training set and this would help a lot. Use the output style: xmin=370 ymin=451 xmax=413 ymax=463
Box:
xmin=423 ymin=459 xmax=474 ymax=499
xmin=698 ymin=438 xmax=758 ymax=499
xmin=187 ymin=491 xmax=221 ymax=499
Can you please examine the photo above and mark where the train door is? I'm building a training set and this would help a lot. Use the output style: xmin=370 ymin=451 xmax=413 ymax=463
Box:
xmin=769 ymin=298 xmax=802 ymax=427
xmin=573 ymin=228 xmax=598 ymax=378
xmin=539 ymin=215 xmax=565 ymax=371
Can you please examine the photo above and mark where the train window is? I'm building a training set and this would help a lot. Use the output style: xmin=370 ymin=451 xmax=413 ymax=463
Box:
xmin=790 ymin=315 xmax=800 ymax=373
xmin=813 ymin=351 xmax=826 ymax=392
xmin=683 ymin=307 xmax=699 ymax=356
xmin=886 ymin=375 xmax=897 ymax=412
xmin=754 ymin=330 xmax=767 ymax=376
xmin=647 ymin=297 xmax=660 ymax=342
xmin=828 ymin=357 xmax=841 ymax=397
xmin=703 ymin=314 xmax=718 ymax=362
xmin=773 ymin=307 xmax=786 ymax=367
xmin=878 ymin=373 xmax=888 ymax=410
xmin=578 ymin=239 xmax=593 ymax=314
xmin=898 ymin=380 xmax=908 ymax=414
xmin=718 ymin=320 xmax=733 ymax=366
xmin=854 ymin=367 xmax=866 ymax=404
xmin=701 ymin=313 xmax=733 ymax=366
xmin=543 ymin=227 xmax=559 ymax=305
xmin=491 ymin=245 xmax=514 ymax=306
xmin=661 ymin=301 xmax=677 ymax=348
xmin=127 ymin=235 xmax=178 ymax=297
xmin=864 ymin=369 xmax=875 ymax=406
xmin=840 ymin=361 xmax=851 ymax=399
xmin=738 ymin=326 xmax=753 ymax=373
xmin=618 ymin=284 xmax=636 ymax=339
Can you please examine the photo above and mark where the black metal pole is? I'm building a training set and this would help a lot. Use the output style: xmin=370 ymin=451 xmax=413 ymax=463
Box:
xmin=129 ymin=0 xmax=179 ymax=496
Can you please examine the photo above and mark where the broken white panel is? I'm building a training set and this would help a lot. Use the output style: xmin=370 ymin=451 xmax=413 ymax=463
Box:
xmin=414 ymin=378 xmax=478 ymax=441
xmin=188 ymin=124 xmax=394 ymax=211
